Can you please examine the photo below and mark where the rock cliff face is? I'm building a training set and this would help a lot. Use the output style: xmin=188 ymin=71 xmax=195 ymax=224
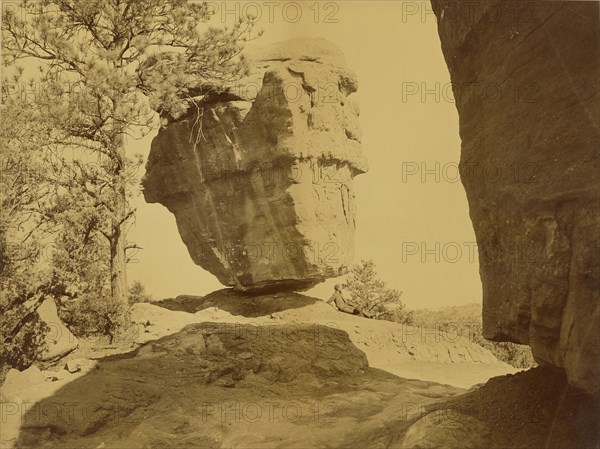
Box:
xmin=432 ymin=1 xmax=600 ymax=393
xmin=143 ymin=38 xmax=367 ymax=292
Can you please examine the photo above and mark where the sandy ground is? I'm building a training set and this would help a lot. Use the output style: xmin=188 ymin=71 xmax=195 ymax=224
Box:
xmin=139 ymin=291 xmax=517 ymax=388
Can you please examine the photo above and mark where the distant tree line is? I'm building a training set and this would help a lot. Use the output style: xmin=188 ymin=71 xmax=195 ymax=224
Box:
xmin=342 ymin=261 xmax=535 ymax=369
xmin=410 ymin=304 xmax=536 ymax=369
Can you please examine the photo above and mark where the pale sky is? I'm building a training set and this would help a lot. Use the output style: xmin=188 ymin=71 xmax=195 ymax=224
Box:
xmin=126 ymin=1 xmax=482 ymax=309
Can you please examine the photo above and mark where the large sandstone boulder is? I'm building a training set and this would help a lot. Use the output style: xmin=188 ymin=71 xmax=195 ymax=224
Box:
xmin=431 ymin=1 xmax=599 ymax=393
xmin=143 ymin=38 xmax=367 ymax=292
xmin=37 ymin=297 xmax=78 ymax=361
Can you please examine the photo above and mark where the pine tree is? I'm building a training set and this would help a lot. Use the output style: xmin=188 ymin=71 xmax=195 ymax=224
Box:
xmin=0 ymin=83 xmax=54 ymax=367
xmin=2 ymin=0 xmax=256 ymax=329
xmin=343 ymin=260 xmax=412 ymax=323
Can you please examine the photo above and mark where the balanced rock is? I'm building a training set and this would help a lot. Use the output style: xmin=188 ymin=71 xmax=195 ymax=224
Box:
xmin=143 ymin=38 xmax=367 ymax=291
xmin=432 ymin=1 xmax=599 ymax=393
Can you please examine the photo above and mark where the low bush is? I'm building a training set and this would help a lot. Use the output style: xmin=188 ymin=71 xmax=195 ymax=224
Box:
xmin=128 ymin=281 xmax=154 ymax=305
xmin=59 ymin=294 xmax=128 ymax=343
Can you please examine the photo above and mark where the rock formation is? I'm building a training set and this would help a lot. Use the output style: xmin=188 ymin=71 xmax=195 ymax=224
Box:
xmin=432 ymin=1 xmax=599 ymax=393
xmin=143 ymin=38 xmax=367 ymax=292
xmin=37 ymin=297 xmax=78 ymax=362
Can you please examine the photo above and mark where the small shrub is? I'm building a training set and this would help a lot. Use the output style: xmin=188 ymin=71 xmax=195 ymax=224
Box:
xmin=128 ymin=281 xmax=154 ymax=305
xmin=378 ymin=305 xmax=415 ymax=325
xmin=0 ymin=228 xmax=50 ymax=372
xmin=59 ymin=294 xmax=127 ymax=343
xmin=480 ymin=340 xmax=536 ymax=369
xmin=0 ymin=306 xmax=48 ymax=372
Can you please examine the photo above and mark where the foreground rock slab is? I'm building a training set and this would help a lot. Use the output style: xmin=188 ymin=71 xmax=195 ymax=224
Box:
xmin=15 ymin=322 xmax=463 ymax=449
xmin=432 ymin=1 xmax=600 ymax=393
xmin=143 ymin=38 xmax=367 ymax=292
xmin=10 ymin=292 xmax=596 ymax=449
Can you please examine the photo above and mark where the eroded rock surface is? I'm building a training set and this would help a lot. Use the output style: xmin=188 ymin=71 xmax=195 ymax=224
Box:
xmin=432 ymin=1 xmax=600 ymax=393
xmin=143 ymin=38 xmax=366 ymax=291
xmin=14 ymin=320 xmax=462 ymax=449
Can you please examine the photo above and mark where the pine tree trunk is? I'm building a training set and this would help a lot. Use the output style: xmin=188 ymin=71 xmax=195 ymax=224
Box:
xmin=109 ymin=214 xmax=128 ymax=311
xmin=108 ymin=133 xmax=129 ymax=336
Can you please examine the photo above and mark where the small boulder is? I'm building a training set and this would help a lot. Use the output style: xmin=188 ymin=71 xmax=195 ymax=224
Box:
xmin=238 ymin=352 xmax=253 ymax=360
xmin=205 ymin=334 xmax=226 ymax=355
xmin=1 ymin=365 xmax=44 ymax=402
xmin=65 ymin=358 xmax=98 ymax=374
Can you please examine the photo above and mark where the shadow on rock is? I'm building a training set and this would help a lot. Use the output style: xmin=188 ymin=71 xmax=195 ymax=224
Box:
xmin=399 ymin=366 xmax=600 ymax=449
xmin=155 ymin=288 xmax=319 ymax=317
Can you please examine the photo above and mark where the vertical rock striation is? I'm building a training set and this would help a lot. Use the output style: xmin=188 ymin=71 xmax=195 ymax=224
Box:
xmin=143 ymin=38 xmax=367 ymax=292
xmin=432 ymin=1 xmax=599 ymax=392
